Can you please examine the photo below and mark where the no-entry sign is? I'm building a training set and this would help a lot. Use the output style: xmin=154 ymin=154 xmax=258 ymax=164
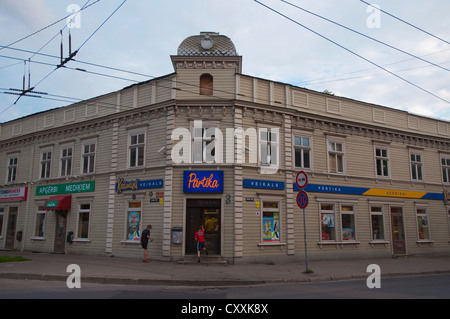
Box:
xmin=296 ymin=171 xmax=308 ymax=189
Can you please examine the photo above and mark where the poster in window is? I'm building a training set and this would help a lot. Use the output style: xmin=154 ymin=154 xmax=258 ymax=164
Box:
xmin=321 ymin=214 xmax=334 ymax=227
xmin=342 ymin=228 xmax=355 ymax=240
xmin=127 ymin=211 xmax=141 ymax=240
xmin=262 ymin=213 xmax=280 ymax=242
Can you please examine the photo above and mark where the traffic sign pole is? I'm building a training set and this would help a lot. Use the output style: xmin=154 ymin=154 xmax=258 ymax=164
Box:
xmin=296 ymin=171 xmax=310 ymax=274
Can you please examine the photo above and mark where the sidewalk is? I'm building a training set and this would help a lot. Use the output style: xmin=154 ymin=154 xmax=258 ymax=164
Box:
xmin=1 ymin=251 xmax=450 ymax=286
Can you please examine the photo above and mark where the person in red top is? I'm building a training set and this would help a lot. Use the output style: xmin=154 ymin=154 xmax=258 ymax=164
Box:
xmin=194 ymin=225 xmax=208 ymax=262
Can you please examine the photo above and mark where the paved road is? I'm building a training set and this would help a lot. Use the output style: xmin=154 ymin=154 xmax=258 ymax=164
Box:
xmin=1 ymin=273 xmax=449 ymax=299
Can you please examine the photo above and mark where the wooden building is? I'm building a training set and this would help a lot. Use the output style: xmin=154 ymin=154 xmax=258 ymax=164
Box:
xmin=0 ymin=32 xmax=449 ymax=262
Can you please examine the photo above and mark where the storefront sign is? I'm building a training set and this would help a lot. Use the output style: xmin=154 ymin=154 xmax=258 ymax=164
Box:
xmin=444 ymin=190 xmax=450 ymax=204
xmin=183 ymin=171 xmax=223 ymax=193
xmin=116 ymin=178 xmax=163 ymax=194
xmin=243 ymin=179 xmax=285 ymax=190
xmin=0 ymin=187 xmax=28 ymax=202
xmin=294 ymin=183 xmax=445 ymax=200
xmin=36 ymin=181 xmax=95 ymax=196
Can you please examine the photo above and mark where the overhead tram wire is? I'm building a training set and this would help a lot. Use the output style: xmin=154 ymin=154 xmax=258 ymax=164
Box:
xmin=281 ymin=0 xmax=450 ymax=73
xmin=253 ymin=0 xmax=450 ymax=105
xmin=360 ymin=0 xmax=450 ymax=46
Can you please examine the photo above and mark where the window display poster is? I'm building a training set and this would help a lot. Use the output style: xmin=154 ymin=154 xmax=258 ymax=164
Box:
xmin=263 ymin=213 xmax=280 ymax=241
xmin=321 ymin=214 xmax=334 ymax=227
xmin=127 ymin=211 xmax=141 ymax=240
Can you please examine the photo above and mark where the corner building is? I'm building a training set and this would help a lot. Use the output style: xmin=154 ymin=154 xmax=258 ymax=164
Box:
xmin=1 ymin=32 xmax=449 ymax=263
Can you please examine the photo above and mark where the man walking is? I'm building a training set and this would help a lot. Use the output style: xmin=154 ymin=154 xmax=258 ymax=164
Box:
xmin=141 ymin=224 xmax=153 ymax=262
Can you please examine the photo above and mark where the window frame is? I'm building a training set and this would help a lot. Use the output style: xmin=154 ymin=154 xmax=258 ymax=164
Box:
xmin=34 ymin=206 xmax=46 ymax=238
xmin=341 ymin=204 xmax=356 ymax=241
xmin=60 ymin=144 xmax=73 ymax=177
xmin=416 ymin=205 xmax=431 ymax=241
xmin=191 ymin=120 xmax=221 ymax=164
xmin=81 ymin=141 xmax=96 ymax=175
xmin=327 ymin=137 xmax=345 ymax=174
xmin=6 ymin=154 xmax=19 ymax=184
xmin=369 ymin=205 xmax=386 ymax=242
xmin=77 ymin=202 xmax=91 ymax=240
xmin=441 ymin=155 xmax=450 ymax=184
xmin=293 ymin=131 xmax=312 ymax=170
xmin=320 ymin=203 xmax=336 ymax=241
xmin=260 ymin=200 xmax=281 ymax=244
xmin=128 ymin=129 xmax=146 ymax=169
xmin=374 ymin=146 xmax=390 ymax=178
xmin=40 ymin=148 xmax=52 ymax=180
xmin=410 ymin=150 xmax=424 ymax=181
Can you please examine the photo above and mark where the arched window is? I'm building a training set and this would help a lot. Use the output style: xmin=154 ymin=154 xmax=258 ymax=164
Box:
xmin=200 ymin=74 xmax=213 ymax=96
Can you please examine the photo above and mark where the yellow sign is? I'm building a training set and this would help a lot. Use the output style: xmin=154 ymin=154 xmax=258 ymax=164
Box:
xmin=363 ymin=188 xmax=427 ymax=199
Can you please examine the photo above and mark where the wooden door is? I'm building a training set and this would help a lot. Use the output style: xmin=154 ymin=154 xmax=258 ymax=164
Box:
xmin=5 ymin=207 xmax=18 ymax=250
xmin=391 ymin=207 xmax=406 ymax=255
xmin=54 ymin=211 xmax=67 ymax=253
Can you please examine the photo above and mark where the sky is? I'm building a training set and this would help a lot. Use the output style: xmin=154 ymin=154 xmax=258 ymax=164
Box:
xmin=1 ymin=0 xmax=450 ymax=123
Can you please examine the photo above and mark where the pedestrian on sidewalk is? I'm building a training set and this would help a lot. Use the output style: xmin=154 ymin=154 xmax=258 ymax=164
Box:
xmin=141 ymin=224 xmax=153 ymax=263
xmin=194 ymin=225 xmax=207 ymax=262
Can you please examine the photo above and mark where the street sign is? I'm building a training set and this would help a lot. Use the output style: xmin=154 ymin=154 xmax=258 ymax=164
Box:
xmin=297 ymin=190 xmax=309 ymax=209
xmin=296 ymin=171 xmax=308 ymax=189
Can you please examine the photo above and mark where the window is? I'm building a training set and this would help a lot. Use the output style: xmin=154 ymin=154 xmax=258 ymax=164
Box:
xmin=82 ymin=142 xmax=96 ymax=174
xmin=442 ymin=157 xmax=450 ymax=183
xmin=294 ymin=135 xmax=311 ymax=169
xmin=129 ymin=132 xmax=145 ymax=168
xmin=328 ymin=141 xmax=344 ymax=173
xmin=341 ymin=205 xmax=356 ymax=241
xmin=320 ymin=203 xmax=336 ymax=241
xmin=78 ymin=204 xmax=90 ymax=239
xmin=259 ymin=128 xmax=279 ymax=167
xmin=448 ymin=208 xmax=450 ymax=237
xmin=200 ymin=74 xmax=213 ymax=96
xmin=261 ymin=201 xmax=280 ymax=242
xmin=375 ymin=147 xmax=389 ymax=177
xmin=410 ymin=153 xmax=423 ymax=181
xmin=34 ymin=206 xmax=46 ymax=237
xmin=7 ymin=155 xmax=18 ymax=183
xmin=60 ymin=146 xmax=73 ymax=177
xmin=40 ymin=149 xmax=52 ymax=179
xmin=127 ymin=202 xmax=141 ymax=241
xmin=192 ymin=121 xmax=221 ymax=164
xmin=370 ymin=206 xmax=385 ymax=240
xmin=416 ymin=207 xmax=430 ymax=240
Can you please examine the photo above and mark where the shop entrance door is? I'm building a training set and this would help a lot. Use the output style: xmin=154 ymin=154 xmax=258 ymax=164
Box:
xmin=5 ymin=207 xmax=18 ymax=250
xmin=185 ymin=199 xmax=221 ymax=255
xmin=54 ymin=211 xmax=67 ymax=253
xmin=391 ymin=207 xmax=406 ymax=255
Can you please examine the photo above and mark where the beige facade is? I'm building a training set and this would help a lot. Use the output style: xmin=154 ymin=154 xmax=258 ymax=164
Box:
xmin=0 ymin=32 xmax=449 ymax=262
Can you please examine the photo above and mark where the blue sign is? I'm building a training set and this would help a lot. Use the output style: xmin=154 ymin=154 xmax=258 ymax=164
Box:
xmin=116 ymin=178 xmax=163 ymax=194
xmin=183 ymin=171 xmax=224 ymax=193
xmin=243 ymin=179 xmax=285 ymax=190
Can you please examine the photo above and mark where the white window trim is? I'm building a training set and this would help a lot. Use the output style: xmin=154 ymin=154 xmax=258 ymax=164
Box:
xmin=257 ymin=197 xmax=285 ymax=247
xmin=190 ymin=120 xmax=221 ymax=164
xmin=292 ymin=130 xmax=313 ymax=171
xmin=39 ymin=147 xmax=53 ymax=180
xmin=121 ymin=195 xmax=144 ymax=244
xmin=59 ymin=143 xmax=74 ymax=178
xmin=409 ymin=149 xmax=424 ymax=182
xmin=81 ymin=139 xmax=96 ymax=175
xmin=415 ymin=204 xmax=433 ymax=243
xmin=127 ymin=128 xmax=147 ymax=169
xmin=31 ymin=206 xmax=46 ymax=240
xmin=75 ymin=202 xmax=92 ymax=242
xmin=6 ymin=153 xmax=19 ymax=184
xmin=374 ymin=144 xmax=390 ymax=179
xmin=326 ymin=136 xmax=346 ymax=175
xmin=440 ymin=154 xmax=450 ymax=185
xmin=368 ymin=204 xmax=389 ymax=245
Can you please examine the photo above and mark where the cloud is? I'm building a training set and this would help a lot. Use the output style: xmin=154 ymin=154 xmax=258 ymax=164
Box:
xmin=2 ymin=0 xmax=54 ymax=31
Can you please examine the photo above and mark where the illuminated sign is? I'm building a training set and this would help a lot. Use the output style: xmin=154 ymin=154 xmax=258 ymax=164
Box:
xmin=0 ymin=187 xmax=28 ymax=202
xmin=116 ymin=178 xmax=163 ymax=194
xmin=183 ymin=171 xmax=223 ymax=193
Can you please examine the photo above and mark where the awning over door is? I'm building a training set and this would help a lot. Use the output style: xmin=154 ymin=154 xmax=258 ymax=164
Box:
xmin=43 ymin=194 xmax=72 ymax=211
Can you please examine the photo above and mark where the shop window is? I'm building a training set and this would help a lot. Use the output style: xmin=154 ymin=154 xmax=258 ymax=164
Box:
xmin=40 ymin=149 xmax=52 ymax=179
xmin=78 ymin=204 xmax=91 ymax=239
xmin=34 ymin=206 xmax=46 ymax=237
xmin=375 ymin=147 xmax=389 ymax=177
xmin=320 ymin=203 xmax=335 ymax=241
xmin=328 ymin=141 xmax=344 ymax=174
xmin=261 ymin=201 xmax=280 ymax=242
xmin=294 ymin=135 xmax=311 ymax=169
xmin=410 ymin=153 xmax=423 ymax=181
xmin=82 ymin=142 xmax=96 ymax=174
xmin=7 ymin=155 xmax=18 ymax=183
xmin=416 ymin=207 xmax=430 ymax=240
xmin=341 ymin=205 xmax=356 ymax=241
xmin=127 ymin=202 xmax=141 ymax=241
xmin=200 ymin=74 xmax=213 ymax=96
xmin=60 ymin=146 xmax=73 ymax=177
xmin=129 ymin=131 xmax=145 ymax=168
xmin=370 ymin=206 xmax=385 ymax=240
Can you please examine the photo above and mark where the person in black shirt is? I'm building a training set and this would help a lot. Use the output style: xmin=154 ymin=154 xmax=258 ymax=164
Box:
xmin=141 ymin=224 xmax=153 ymax=262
